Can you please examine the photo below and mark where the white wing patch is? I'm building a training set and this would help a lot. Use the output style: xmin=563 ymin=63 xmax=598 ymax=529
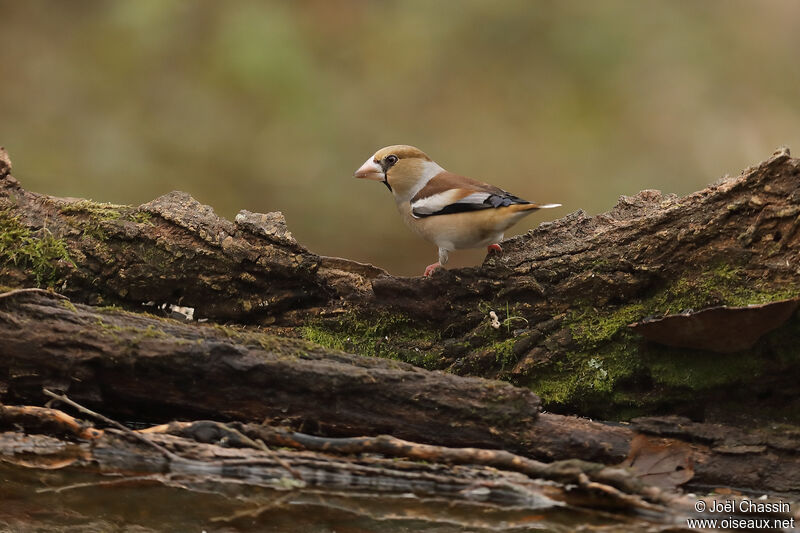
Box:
xmin=455 ymin=192 xmax=492 ymax=205
xmin=411 ymin=190 xmax=492 ymax=218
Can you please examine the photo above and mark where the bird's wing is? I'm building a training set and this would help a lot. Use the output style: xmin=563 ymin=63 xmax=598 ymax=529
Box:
xmin=410 ymin=171 xmax=530 ymax=218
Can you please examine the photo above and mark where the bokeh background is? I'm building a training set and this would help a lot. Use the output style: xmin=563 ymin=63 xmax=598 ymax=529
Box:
xmin=2 ymin=1 xmax=799 ymax=275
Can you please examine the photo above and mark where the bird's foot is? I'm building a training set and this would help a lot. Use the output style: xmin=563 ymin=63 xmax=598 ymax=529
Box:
xmin=424 ymin=262 xmax=442 ymax=277
xmin=487 ymin=243 xmax=503 ymax=255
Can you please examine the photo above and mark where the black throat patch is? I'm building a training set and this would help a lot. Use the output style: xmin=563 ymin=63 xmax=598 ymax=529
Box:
xmin=378 ymin=158 xmax=395 ymax=192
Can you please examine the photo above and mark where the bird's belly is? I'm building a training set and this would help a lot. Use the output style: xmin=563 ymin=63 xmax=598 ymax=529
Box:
xmin=401 ymin=207 xmax=525 ymax=250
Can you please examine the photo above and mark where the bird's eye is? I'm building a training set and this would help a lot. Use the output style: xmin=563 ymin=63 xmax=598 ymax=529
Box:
xmin=385 ymin=155 xmax=398 ymax=166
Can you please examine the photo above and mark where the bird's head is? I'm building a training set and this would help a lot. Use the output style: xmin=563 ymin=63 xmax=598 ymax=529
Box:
xmin=354 ymin=145 xmax=444 ymax=202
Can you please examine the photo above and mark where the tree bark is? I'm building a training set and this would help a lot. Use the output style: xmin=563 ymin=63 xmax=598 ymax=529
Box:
xmin=1 ymin=148 xmax=799 ymax=421
xmin=1 ymin=289 xmax=800 ymax=497
xmin=0 ymin=290 xmax=538 ymax=453
xmin=2 ymin=410 xmax=712 ymax=531
xmin=1 ymin=147 xmax=800 ymax=500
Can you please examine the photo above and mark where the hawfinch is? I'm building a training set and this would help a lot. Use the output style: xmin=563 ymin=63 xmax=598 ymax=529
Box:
xmin=355 ymin=145 xmax=561 ymax=276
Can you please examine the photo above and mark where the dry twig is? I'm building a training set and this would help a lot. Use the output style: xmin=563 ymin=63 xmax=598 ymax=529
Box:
xmin=43 ymin=388 xmax=184 ymax=463
xmin=0 ymin=288 xmax=68 ymax=301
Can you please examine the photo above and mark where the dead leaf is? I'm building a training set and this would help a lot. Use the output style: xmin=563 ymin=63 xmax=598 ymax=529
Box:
xmin=628 ymin=297 xmax=800 ymax=353
xmin=620 ymin=434 xmax=694 ymax=489
xmin=7 ymin=456 xmax=78 ymax=469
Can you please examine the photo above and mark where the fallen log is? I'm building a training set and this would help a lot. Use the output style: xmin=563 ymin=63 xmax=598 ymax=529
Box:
xmin=0 ymin=429 xmax=676 ymax=532
xmin=1 ymin=147 xmax=799 ymax=421
xmin=2 ymin=290 xmax=800 ymax=497
xmin=2 ymin=403 xmax=798 ymax=531
xmin=2 ymin=145 xmax=800 ymax=504
xmin=0 ymin=290 xmax=538 ymax=452
xmin=0 ymin=402 xmax=664 ymax=513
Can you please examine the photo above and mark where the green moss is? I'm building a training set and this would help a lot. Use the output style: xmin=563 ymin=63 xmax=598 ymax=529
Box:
xmin=94 ymin=317 xmax=169 ymax=349
xmin=61 ymin=200 xmax=152 ymax=240
xmin=527 ymin=262 xmax=800 ymax=419
xmin=0 ymin=208 xmax=74 ymax=286
xmin=527 ymin=364 xmax=582 ymax=405
xmin=60 ymin=200 xmax=125 ymax=219
xmin=566 ymin=304 xmax=645 ymax=349
xmin=568 ymin=265 xmax=798 ymax=351
xmin=302 ymin=326 xmax=346 ymax=351
xmin=62 ymin=200 xmax=121 ymax=241
xmin=301 ymin=311 xmax=442 ymax=369
xmin=129 ymin=211 xmax=153 ymax=225
xmin=644 ymin=344 xmax=762 ymax=389
xmin=491 ymin=338 xmax=517 ymax=371
xmin=58 ymin=299 xmax=78 ymax=312
xmin=127 ymin=324 xmax=169 ymax=347
xmin=97 ymin=305 xmax=124 ymax=313
xmin=206 ymin=322 xmax=315 ymax=357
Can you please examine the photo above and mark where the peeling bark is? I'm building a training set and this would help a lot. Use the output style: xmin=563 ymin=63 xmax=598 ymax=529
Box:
xmin=0 ymin=406 xmax=669 ymax=513
xmin=0 ymin=421 xmax=694 ymax=532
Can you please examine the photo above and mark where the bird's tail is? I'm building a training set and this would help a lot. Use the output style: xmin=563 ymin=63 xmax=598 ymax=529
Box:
xmin=508 ymin=202 xmax=562 ymax=213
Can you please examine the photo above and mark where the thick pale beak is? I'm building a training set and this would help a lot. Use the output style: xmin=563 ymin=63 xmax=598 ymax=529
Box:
xmin=354 ymin=158 xmax=385 ymax=181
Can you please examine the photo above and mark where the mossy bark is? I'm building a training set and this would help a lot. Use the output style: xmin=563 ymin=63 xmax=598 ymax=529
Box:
xmin=3 ymin=290 xmax=800 ymax=495
xmin=0 ymin=290 xmax=540 ymax=453
xmin=1 ymin=147 xmax=799 ymax=423
xmin=3 ymin=147 xmax=800 ymax=496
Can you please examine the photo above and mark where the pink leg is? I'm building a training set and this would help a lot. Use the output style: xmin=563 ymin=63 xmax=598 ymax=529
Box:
xmin=487 ymin=243 xmax=503 ymax=255
xmin=424 ymin=262 xmax=442 ymax=277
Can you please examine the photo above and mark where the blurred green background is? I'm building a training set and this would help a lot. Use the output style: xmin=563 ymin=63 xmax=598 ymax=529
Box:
xmin=2 ymin=1 xmax=799 ymax=275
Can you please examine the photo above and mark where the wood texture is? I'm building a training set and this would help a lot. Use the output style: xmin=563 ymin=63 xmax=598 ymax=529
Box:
xmin=1 ymin=146 xmax=800 ymax=501
xmin=1 ymin=148 xmax=799 ymax=421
